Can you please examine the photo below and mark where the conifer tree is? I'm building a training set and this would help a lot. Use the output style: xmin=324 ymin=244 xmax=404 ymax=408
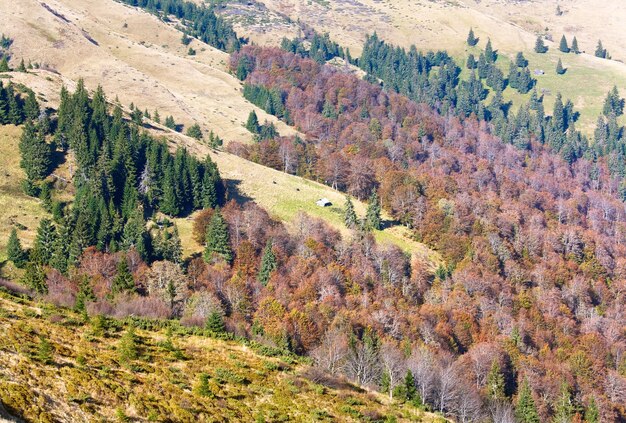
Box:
xmin=484 ymin=38 xmax=495 ymax=62
xmin=556 ymin=58 xmax=565 ymax=75
xmin=0 ymin=56 xmax=9 ymax=72
xmin=112 ymin=257 xmax=135 ymax=294
xmin=118 ymin=326 xmax=138 ymax=365
xmin=75 ymin=276 xmax=96 ymax=313
xmin=153 ymin=109 xmax=160 ymax=123
xmin=466 ymin=54 xmax=477 ymax=70
xmin=24 ymin=91 xmax=40 ymax=121
xmin=19 ymin=120 xmax=52 ymax=182
xmin=603 ymin=86 xmax=624 ymax=116
xmin=559 ymin=35 xmax=570 ymax=53
xmin=515 ymin=52 xmax=528 ymax=68
xmin=365 ymin=191 xmax=382 ymax=231
xmin=515 ymin=379 xmax=540 ymax=423
xmin=206 ymin=311 xmax=225 ymax=334
xmin=486 ymin=360 xmax=506 ymax=401
xmin=535 ymin=36 xmax=548 ymax=53
xmin=50 ymin=223 xmax=70 ymax=274
xmin=571 ymin=36 xmax=579 ymax=54
xmin=7 ymin=228 xmax=26 ymax=268
xmin=203 ymin=208 xmax=232 ymax=263
xmin=584 ymin=397 xmax=599 ymax=423
xmin=37 ymin=335 xmax=53 ymax=364
xmin=466 ymin=28 xmax=478 ymax=47
xmin=195 ymin=372 xmax=213 ymax=397
xmin=344 ymin=197 xmax=358 ymax=229
xmin=553 ymin=382 xmax=575 ymax=422
xmin=31 ymin=218 xmax=56 ymax=265
xmin=21 ymin=262 xmax=47 ymax=294
xmin=245 ymin=110 xmax=260 ymax=134
xmin=404 ymin=370 xmax=418 ymax=403
xmin=164 ymin=115 xmax=176 ymax=130
xmin=186 ymin=123 xmax=203 ymax=140
xmin=595 ymin=40 xmax=606 ymax=58
xmin=258 ymin=239 xmax=277 ymax=286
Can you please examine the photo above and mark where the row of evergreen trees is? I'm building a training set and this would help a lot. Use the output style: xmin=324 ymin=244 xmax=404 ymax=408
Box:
xmin=118 ymin=0 xmax=245 ymax=52
xmin=0 ymin=81 xmax=38 ymax=125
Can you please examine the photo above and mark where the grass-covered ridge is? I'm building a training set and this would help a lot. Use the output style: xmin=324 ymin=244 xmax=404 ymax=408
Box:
xmin=0 ymin=289 xmax=444 ymax=422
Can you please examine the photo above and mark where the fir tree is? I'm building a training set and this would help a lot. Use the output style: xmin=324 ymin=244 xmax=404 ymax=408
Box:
xmin=404 ymin=370 xmax=418 ymax=403
xmin=37 ymin=335 xmax=53 ymax=364
xmin=515 ymin=379 xmax=540 ymax=423
xmin=19 ymin=120 xmax=52 ymax=181
xmin=24 ymin=91 xmax=40 ymax=121
xmin=186 ymin=123 xmax=203 ymax=140
xmin=153 ymin=109 xmax=160 ymax=124
xmin=556 ymin=58 xmax=565 ymax=75
xmin=203 ymin=208 xmax=232 ymax=263
xmin=595 ymin=40 xmax=606 ymax=58
xmin=118 ymin=326 xmax=138 ymax=365
xmin=50 ymin=223 xmax=70 ymax=274
xmin=258 ymin=239 xmax=277 ymax=286
xmin=7 ymin=228 xmax=26 ymax=267
xmin=603 ymin=86 xmax=624 ymax=116
xmin=195 ymin=372 xmax=213 ymax=397
xmin=466 ymin=54 xmax=477 ymax=70
xmin=206 ymin=311 xmax=225 ymax=334
xmin=466 ymin=28 xmax=478 ymax=47
xmin=559 ymin=35 xmax=570 ymax=53
xmin=484 ymin=38 xmax=495 ymax=62
xmin=164 ymin=115 xmax=176 ymax=130
xmin=31 ymin=218 xmax=56 ymax=265
xmin=245 ymin=110 xmax=260 ymax=134
xmin=75 ymin=276 xmax=96 ymax=312
xmin=515 ymin=51 xmax=528 ymax=68
xmin=0 ymin=56 xmax=9 ymax=72
xmin=553 ymin=382 xmax=575 ymax=422
xmin=486 ymin=360 xmax=506 ymax=401
xmin=571 ymin=36 xmax=580 ymax=54
xmin=21 ymin=262 xmax=47 ymax=294
xmin=364 ymin=191 xmax=382 ymax=231
xmin=344 ymin=197 xmax=358 ymax=229
xmin=112 ymin=257 xmax=135 ymax=294
xmin=584 ymin=397 xmax=599 ymax=423
xmin=535 ymin=36 xmax=548 ymax=53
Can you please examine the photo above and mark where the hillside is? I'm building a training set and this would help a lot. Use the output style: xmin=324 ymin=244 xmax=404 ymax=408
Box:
xmin=0 ymin=290 xmax=444 ymax=422
xmin=1 ymin=0 xmax=626 ymax=421
xmin=0 ymin=0 xmax=296 ymax=144
xmin=222 ymin=0 xmax=626 ymax=134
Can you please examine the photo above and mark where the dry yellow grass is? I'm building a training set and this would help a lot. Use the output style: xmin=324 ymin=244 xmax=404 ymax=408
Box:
xmin=0 ymin=126 xmax=49 ymax=265
xmin=0 ymin=292 xmax=447 ymax=422
xmin=0 ymin=0 xmax=297 ymax=145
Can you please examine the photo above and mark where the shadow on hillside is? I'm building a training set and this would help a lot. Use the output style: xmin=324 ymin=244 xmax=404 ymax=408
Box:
xmin=225 ymin=178 xmax=253 ymax=205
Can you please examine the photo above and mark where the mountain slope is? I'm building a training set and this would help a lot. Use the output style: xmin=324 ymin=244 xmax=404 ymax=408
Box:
xmin=0 ymin=290 xmax=444 ymax=422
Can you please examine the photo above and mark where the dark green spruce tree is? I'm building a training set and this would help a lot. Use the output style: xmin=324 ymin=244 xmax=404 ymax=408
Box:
xmin=559 ymin=35 xmax=570 ymax=53
xmin=344 ymin=196 xmax=358 ymax=229
xmin=515 ymin=379 xmax=540 ymax=423
xmin=535 ymin=36 xmax=548 ymax=53
xmin=19 ymin=120 xmax=52 ymax=182
xmin=364 ymin=191 xmax=382 ymax=231
xmin=7 ymin=228 xmax=26 ymax=267
xmin=466 ymin=28 xmax=478 ymax=47
xmin=258 ymin=239 xmax=277 ymax=286
xmin=245 ymin=110 xmax=260 ymax=134
xmin=203 ymin=208 xmax=232 ymax=263
xmin=31 ymin=218 xmax=56 ymax=265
